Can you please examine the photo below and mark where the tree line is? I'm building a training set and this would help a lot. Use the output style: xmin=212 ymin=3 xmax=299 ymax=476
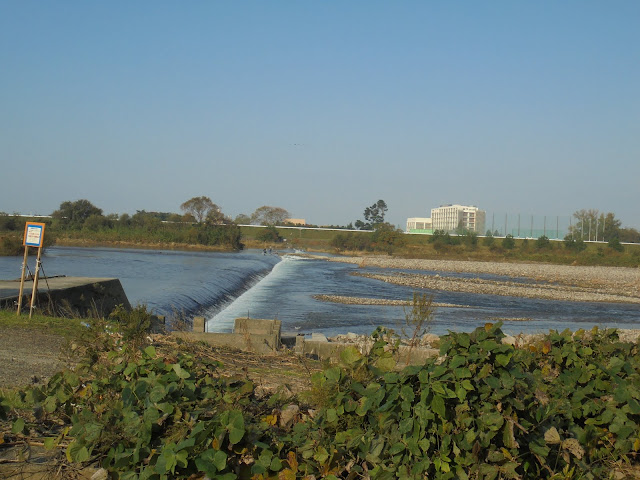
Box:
xmin=0 ymin=197 xmax=299 ymax=252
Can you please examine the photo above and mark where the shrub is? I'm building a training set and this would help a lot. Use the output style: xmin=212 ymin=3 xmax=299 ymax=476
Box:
xmin=502 ymin=234 xmax=516 ymax=249
xmin=535 ymin=235 xmax=551 ymax=250
xmin=608 ymin=237 xmax=624 ymax=252
xmin=0 ymin=235 xmax=23 ymax=256
xmin=256 ymin=226 xmax=283 ymax=243
xmin=564 ymin=234 xmax=587 ymax=252
xmin=482 ymin=233 xmax=495 ymax=247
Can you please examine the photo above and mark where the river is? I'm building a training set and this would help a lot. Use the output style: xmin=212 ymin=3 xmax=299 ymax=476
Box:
xmin=1 ymin=246 xmax=639 ymax=336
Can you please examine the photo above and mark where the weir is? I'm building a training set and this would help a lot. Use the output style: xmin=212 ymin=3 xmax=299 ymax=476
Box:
xmin=0 ymin=276 xmax=131 ymax=317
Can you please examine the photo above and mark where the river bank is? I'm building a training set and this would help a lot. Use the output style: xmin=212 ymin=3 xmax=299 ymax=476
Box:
xmin=316 ymin=255 xmax=640 ymax=304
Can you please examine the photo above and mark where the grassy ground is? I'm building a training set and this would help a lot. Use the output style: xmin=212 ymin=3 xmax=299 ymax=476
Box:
xmin=4 ymin=224 xmax=640 ymax=267
xmin=243 ymin=225 xmax=640 ymax=267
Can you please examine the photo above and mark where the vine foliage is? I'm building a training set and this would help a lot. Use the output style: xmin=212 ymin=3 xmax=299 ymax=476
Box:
xmin=4 ymin=322 xmax=639 ymax=479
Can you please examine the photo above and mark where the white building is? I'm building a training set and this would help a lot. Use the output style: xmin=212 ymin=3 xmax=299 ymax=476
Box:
xmin=431 ymin=205 xmax=486 ymax=233
xmin=406 ymin=217 xmax=432 ymax=233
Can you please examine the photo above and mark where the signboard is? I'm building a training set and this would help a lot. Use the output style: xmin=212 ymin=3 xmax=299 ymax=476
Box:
xmin=23 ymin=222 xmax=46 ymax=247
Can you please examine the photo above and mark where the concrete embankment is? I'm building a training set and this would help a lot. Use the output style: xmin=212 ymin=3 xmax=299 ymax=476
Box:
xmin=0 ymin=276 xmax=131 ymax=316
xmin=172 ymin=316 xmax=640 ymax=365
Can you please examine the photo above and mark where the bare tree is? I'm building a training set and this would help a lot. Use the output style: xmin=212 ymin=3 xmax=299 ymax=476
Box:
xmin=250 ymin=206 xmax=290 ymax=226
xmin=180 ymin=196 xmax=220 ymax=223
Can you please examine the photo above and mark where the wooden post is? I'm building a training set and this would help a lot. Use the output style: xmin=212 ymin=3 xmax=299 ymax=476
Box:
xmin=16 ymin=246 xmax=29 ymax=315
xmin=29 ymin=246 xmax=43 ymax=319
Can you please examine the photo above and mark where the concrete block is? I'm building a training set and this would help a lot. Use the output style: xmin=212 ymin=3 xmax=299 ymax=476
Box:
xmin=234 ymin=318 xmax=281 ymax=335
xmin=172 ymin=331 xmax=279 ymax=355
xmin=311 ymin=332 xmax=328 ymax=343
xmin=193 ymin=316 xmax=206 ymax=333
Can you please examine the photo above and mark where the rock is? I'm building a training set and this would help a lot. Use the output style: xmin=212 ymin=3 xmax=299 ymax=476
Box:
xmin=279 ymin=404 xmax=300 ymax=428
xmin=502 ymin=335 xmax=517 ymax=346
xmin=421 ymin=333 xmax=439 ymax=346
xmin=91 ymin=469 xmax=109 ymax=480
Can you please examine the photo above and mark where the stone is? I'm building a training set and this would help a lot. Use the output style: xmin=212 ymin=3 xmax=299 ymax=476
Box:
xmin=279 ymin=404 xmax=300 ymax=428
xmin=91 ymin=468 xmax=109 ymax=480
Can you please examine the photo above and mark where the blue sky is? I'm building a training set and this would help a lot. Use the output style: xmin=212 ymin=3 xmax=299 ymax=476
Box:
xmin=1 ymin=1 xmax=639 ymax=229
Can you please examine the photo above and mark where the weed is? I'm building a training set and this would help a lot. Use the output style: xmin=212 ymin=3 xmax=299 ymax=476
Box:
xmin=402 ymin=291 xmax=435 ymax=365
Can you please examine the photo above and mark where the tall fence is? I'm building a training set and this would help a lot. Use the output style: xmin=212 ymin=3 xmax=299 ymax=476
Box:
xmin=484 ymin=213 xmax=572 ymax=240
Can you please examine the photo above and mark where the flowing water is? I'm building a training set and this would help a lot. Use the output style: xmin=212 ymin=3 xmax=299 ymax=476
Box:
xmin=1 ymin=246 xmax=639 ymax=337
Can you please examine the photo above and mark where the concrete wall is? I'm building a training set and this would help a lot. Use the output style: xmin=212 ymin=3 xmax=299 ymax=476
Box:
xmin=171 ymin=331 xmax=279 ymax=355
xmin=172 ymin=317 xmax=281 ymax=354
xmin=0 ymin=277 xmax=130 ymax=317
xmin=175 ymin=316 xmax=438 ymax=364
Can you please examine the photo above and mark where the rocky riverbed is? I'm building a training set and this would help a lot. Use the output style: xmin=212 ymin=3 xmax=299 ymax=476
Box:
xmin=321 ymin=256 xmax=640 ymax=304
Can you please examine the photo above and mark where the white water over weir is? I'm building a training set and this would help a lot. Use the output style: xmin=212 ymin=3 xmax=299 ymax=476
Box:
xmin=207 ymin=255 xmax=304 ymax=332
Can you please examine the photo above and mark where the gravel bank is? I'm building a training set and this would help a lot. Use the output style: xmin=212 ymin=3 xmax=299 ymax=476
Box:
xmin=322 ymin=256 xmax=640 ymax=303
xmin=313 ymin=294 xmax=470 ymax=308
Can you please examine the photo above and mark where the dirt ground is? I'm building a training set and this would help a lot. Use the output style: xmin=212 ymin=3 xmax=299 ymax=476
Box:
xmin=0 ymin=326 xmax=319 ymax=392
xmin=0 ymin=326 xmax=320 ymax=479
xmin=0 ymin=327 xmax=69 ymax=389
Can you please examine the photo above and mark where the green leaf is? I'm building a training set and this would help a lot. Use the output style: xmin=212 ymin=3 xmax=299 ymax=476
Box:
xmin=375 ymin=354 xmax=397 ymax=372
xmin=213 ymin=450 xmax=227 ymax=471
xmin=66 ymin=440 xmax=90 ymax=463
xmin=340 ymin=346 xmax=362 ymax=366
xmin=172 ymin=363 xmax=191 ymax=379
xmin=400 ymin=384 xmax=415 ymax=403
xmin=449 ymin=355 xmax=467 ymax=369
xmin=143 ymin=345 xmax=156 ymax=358
xmin=529 ymin=440 xmax=550 ymax=458
xmin=432 ymin=382 xmax=446 ymax=396
xmin=228 ymin=411 xmax=245 ymax=444
xmin=627 ymin=398 xmax=640 ymax=415
xmin=479 ymin=340 xmax=499 ymax=352
xmin=11 ymin=417 xmax=25 ymax=434
xmin=454 ymin=367 xmax=472 ymax=379
xmin=431 ymin=394 xmax=446 ymax=418
xmin=313 ymin=446 xmax=329 ymax=463
xmin=399 ymin=417 xmax=414 ymax=434
xmin=482 ymin=413 xmax=504 ymax=431
xmin=389 ymin=442 xmax=405 ymax=455
xmin=495 ymin=353 xmax=512 ymax=367
xmin=196 ymin=449 xmax=227 ymax=476
xmin=324 ymin=367 xmax=342 ymax=382
xmin=43 ymin=436 xmax=57 ymax=450
xmin=326 ymin=408 xmax=338 ymax=423
xmin=149 ymin=385 xmax=167 ymax=403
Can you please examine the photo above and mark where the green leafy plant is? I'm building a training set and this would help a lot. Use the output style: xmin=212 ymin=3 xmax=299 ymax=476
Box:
xmin=14 ymin=322 xmax=639 ymax=479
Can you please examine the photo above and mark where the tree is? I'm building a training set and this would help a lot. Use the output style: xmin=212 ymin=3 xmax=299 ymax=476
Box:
xmin=180 ymin=196 xmax=220 ymax=224
xmin=364 ymin=199 xmax=388 ymax=225
xmin=250 ymin=206 xmax=290 ymax=226
xmin=205 ymin=209 xmax=229 ymax=226
xmin=619 ymin=227 xmax=640 ymax=243
xmin=83 ymin=214 xmax=113 ymax=232
xmin=234 ymin=214 xmax=251 ymax=225
xmin=570 ymin=209 xmax=622 ymax=242
xmin=52 ymin=199 xmax=103 ymax=229
xmin=356 ymin=199 xmax=388 ymax=230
